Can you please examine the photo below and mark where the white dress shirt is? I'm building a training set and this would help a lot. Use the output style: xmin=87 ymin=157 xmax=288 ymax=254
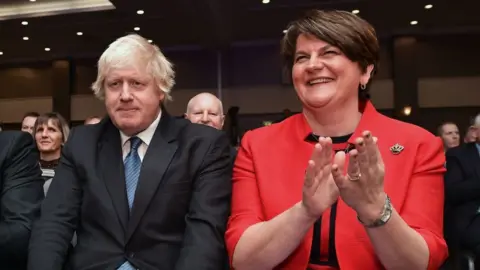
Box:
xmin=119 ymin=111 xmax=161 ymax=162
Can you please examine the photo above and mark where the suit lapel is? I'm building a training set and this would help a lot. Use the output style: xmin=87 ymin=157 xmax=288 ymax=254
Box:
xmin=98 ymin=121 xmax=129 ymax=232
xmin=126 ymin=112 xmax=180 ymax=242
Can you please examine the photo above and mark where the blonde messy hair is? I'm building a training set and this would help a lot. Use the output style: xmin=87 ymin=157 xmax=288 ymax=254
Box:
xmin=91 ymin=34 xmax=175 ymax=102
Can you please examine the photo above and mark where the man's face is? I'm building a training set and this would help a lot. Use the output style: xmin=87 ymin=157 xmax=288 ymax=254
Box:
xmin=104 ymin=62 xmax=163 ymax=136
xmin=21 ymin=116 xmax=37 ymax=134
xmin=465 ymin=126 xmax=477 ymax=143
xmin=185 ymin=96 xmax=224 ymax=130
xmin=441 ymin=123 xmax=460 ymax=149
xmin=473 ymin=125 xmax=480 ymax=143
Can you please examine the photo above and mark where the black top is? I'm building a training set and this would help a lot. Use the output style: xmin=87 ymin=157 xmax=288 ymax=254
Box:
xmin=305 ymin=133 xmax=352 ymax=268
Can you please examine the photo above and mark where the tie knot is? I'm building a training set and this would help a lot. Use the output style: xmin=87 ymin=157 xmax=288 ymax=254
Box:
xmin=129 ymin=137 xmax=142 ymax=152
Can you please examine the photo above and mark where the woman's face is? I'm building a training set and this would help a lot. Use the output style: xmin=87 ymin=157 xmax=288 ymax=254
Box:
xmin=292 ymin=34 xmax=373 ymax=109
xmin=35 ymin=119 xmax=63 ymax=154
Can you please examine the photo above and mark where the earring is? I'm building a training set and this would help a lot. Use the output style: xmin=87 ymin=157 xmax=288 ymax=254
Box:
xmin=360 ymin=84 xmax=366 ymax=90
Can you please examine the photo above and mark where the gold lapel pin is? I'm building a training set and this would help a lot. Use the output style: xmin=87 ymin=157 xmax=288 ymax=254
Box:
xmin=390 ymin=143 xmax=404 ymax=155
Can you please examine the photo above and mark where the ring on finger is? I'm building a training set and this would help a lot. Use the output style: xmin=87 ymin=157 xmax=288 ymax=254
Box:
xmin=347 ymin=173 xmax=361 ymax=181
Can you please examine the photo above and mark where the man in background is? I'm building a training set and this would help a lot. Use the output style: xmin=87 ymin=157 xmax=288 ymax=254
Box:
xmin=464 ymin=125 xmax=477 ymax=143
xmin=184 ymin=92 xmax=232 ymax=269
xmin=21 ymin=112 xmax=39 ymax=135
xmin=438 ymin=121 xmax=460 ymax=150
xmin=444 ymin=113 xmax=480 ymax=266
xmin=0 ymin=131 xmax=44 ymax=269
xmin=184 ymin=92 xmax=225 ymax=130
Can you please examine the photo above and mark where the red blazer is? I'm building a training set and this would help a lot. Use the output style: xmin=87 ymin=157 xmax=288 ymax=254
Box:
xmin=226 ymin=102 xmax=447 ymax=270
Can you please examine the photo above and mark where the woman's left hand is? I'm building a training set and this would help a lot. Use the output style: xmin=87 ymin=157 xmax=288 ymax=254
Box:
xmin=331 ymin=130 xmax=387 ymax=224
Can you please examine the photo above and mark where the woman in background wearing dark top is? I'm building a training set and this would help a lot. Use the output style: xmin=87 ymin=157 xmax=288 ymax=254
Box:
xmin=33 ymin=112 xmax=70 ymax=195
xmin=226 ymin=10 xmax=447 ymax=270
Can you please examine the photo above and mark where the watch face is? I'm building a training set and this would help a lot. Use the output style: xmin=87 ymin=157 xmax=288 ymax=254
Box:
xmin=380 ymin=197 xmax=393 ymax=222
xmin=360 ymin=195 xmax=393 ymax=228
xmin=380 ymin=212 xmax=390 ymax=222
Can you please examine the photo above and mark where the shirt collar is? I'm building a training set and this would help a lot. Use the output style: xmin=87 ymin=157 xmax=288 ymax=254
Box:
xmin=120 ymin=110 xmax=162 ymax=147
xmin=297 ymin=100 xmax=378 ymax=144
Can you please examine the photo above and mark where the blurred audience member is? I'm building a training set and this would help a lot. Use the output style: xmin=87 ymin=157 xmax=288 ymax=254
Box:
xmin=464 ymin=125 xmax=477 ymax=143
xmin=0 ymin=131 xmax=44 ymax=269
xmin=185 ymin=92 xmax=225 ymax=130
xmin=21 ymin=112 xmax=39 ymax=135
xmin=33 ymin=112 xmax=70 ymax=195
xmin=84 ymin=116 xmax=101 ymax=125
xmin=444 ymin=113 xmax=480 ymax=266
xmin=438 ymin=122 xmax=460 ymax=150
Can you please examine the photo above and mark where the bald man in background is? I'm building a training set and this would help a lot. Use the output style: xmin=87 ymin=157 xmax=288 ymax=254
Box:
xmin=185 ymin=93 xmax=225 ymax=130
xmin=184 ymin=92 xmax=233 ymax=270
xmin=184 ymin=93 xmax=238 ymax=158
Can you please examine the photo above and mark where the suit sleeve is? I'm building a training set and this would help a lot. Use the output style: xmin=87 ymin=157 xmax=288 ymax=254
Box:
xmin=225 ymin=131 xmax=264 ymax=264
xmin=400 ymin=136 xmax=448 ymax=270
xmin=28 ymin=129 xmax=83 ymax=270
xmin=174 ymin=131 xmax=233 ymax=270
xmin=0 ymin=132 xmax=44 ymax=262
xmin=444 ymin=149 xmax=480 ymax=205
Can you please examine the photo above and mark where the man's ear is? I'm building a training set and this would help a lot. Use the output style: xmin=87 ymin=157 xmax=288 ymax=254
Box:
xmin=220 ymin=114 xmax=225 ymax=127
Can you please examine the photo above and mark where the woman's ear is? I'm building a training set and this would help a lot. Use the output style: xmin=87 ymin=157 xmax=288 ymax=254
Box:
xmin=360 ymin=64 xmax=375 ymax=86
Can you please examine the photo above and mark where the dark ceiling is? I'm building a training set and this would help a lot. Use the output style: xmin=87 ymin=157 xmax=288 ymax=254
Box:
xmin=0 ymin=0 xmax=479 ymax=64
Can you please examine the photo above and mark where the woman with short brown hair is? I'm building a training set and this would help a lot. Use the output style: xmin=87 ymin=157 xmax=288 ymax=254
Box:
xmin=226 ymin=10 xmax=447 ymax=270
xmin=34 ymin=112 xmax=70 ymax=194
xmin=282 ymin=9 xmax=379 ymax=101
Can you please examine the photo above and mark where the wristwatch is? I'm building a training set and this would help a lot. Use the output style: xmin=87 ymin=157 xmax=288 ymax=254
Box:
xmin=357 ymin=195 xmax=393 ymax=228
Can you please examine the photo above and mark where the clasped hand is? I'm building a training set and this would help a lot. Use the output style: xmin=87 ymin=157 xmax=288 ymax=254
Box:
xmin=301 ymin=131 xmax=386 ymax=223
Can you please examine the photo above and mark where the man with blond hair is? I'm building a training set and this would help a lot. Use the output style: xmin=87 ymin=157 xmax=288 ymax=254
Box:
xmin=29 ymin=34 xmax=233 ymax=270
xmin=184 ymin=92 xmax=225 ymax=130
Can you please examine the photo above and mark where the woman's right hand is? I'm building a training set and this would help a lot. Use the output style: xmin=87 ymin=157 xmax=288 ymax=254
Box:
xmin=301 ymin=137 xmax=339 ymax=219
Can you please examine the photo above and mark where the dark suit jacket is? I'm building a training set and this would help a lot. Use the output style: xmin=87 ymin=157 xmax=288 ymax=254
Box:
xmin=0 ymin=131 xmax=44 ymax=269
xmin=28 ymin=112 xmax=233 ymax=270
xmin=444 ymin=143 xmax=480 ymax=239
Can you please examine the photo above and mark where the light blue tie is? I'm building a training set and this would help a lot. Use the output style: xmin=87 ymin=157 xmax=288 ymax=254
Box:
xmin=118 ymin=136 xmax=142 ymax=270
xmin=125 ymin=136 xmax=142 ymax=210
